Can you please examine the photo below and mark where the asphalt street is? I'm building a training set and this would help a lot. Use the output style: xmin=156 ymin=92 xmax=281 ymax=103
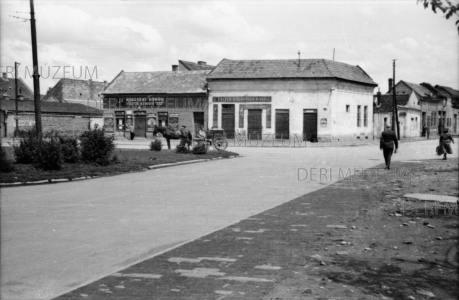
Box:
xmin=0 ymin=139 xmax=456 ymax=299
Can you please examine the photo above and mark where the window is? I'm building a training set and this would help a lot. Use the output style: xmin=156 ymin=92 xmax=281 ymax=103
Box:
xmin=431 ymin=111 xmax=436 ymax=126
xmin=364 ymin=106 xmax=368 ymax=127
xmin=357 ymin=105 xmax=361 ymax=127
xmin=384 ymin=117 xmax=387 ymax=125
xmin=346 ymin=105 xmax=350 ymax=112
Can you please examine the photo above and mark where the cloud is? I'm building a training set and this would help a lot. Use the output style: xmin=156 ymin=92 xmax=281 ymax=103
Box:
xmin=184 ymin=1 xmax=272 ymax=42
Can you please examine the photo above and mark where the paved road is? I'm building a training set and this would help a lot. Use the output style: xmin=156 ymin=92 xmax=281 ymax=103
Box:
xmin=1 ymin=140 xmax=456 ymax=299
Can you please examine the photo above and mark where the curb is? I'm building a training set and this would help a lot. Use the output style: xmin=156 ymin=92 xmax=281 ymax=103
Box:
xmin=0 ymin=156 xmax=239 ymax=188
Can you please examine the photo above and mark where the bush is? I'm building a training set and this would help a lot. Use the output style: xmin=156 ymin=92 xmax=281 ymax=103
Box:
xmin=150 ymin=139 xmax=163 ymax=151
xmin=59 ymin=136 xmax=80 ymax=163
xmin=37 ymin=138 xmax=63 ymax=170
xmin=13 ymin=130 xmax=41 ymax=164
xmin=80 ymin=127 xmax=115 ymax=166
xmin=192 ymin=143 xmax=208 ymax=155
xmin=0 ymin=146 xmax=15 ymax=173
xmin=175 ymin=144 xmax=190 ymax=154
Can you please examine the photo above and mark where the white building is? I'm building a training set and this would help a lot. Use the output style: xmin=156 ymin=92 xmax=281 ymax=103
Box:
xmin=206 ymin=59 xmax=378 ymax=141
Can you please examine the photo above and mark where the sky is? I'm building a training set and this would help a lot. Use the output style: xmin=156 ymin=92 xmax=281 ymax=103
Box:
xmin=1 ymin=0 xmax=458 ymax=95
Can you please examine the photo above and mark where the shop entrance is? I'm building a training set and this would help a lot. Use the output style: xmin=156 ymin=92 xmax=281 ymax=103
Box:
xmin=303 ymin=110 xmax=317 ymax=141
xmin=248 ymin=109 xmax=262 ymax=140
xmin=222 ymin=104 xmax=235 ymax=138
xmin=134 ymin=114 xmax=146 ymax=138
xmin=193 ymin=112 xmax=204 ymax=134
xmin=275 ymin=109 xmax=289 ymax=139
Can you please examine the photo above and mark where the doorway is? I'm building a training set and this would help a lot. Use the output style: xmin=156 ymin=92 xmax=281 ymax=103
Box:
xmin=303 ymin=110 xmax=317 ymax=141
xmin=221 ymin=104 xmax=235 ymax=138
xmin=275 ymin=109 xmax=289 ymax=139
xmin=134 ymin=114 xmax=146 ymax=138
xmin=247 ymin=109 xmax=262 ymax=140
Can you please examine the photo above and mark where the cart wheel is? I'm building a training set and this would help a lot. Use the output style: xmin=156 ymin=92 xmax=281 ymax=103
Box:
xmin=213 ymin=138 xmax=228 ymax=151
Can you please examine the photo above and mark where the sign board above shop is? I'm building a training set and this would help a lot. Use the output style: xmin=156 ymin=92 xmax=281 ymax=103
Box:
xmin=102 ymin=95 xmax=207 ymax=111
xmin=213 ymin=96 xmax=272 ymax=103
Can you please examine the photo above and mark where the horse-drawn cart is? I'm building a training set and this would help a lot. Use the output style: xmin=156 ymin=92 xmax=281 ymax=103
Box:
xmin=195 ymin=129 xmax=228 ymax=151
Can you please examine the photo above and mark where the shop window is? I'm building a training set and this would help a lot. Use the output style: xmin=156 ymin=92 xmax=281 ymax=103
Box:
xmin=364 ymin=106 xmax=368 ymax=127
xmin=357 ymin=105 xmax=361 ymax=127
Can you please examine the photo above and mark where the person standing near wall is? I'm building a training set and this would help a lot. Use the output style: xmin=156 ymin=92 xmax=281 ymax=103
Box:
xmin=439 ymin=128 xmax=454 ymax=160
xmin=128 ymin=122 xmax=135 ymax=140
xmin=380 ymin=125 xmax=398 ymax=169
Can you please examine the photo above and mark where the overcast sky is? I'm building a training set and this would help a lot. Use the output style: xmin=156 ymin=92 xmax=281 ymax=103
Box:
xmin=1 ymin=0 xmax=458 ymax=94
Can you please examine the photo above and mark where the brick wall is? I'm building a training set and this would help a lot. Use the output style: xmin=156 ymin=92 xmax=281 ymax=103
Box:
xmin=3 ymin=113 xmax=92 ymax=137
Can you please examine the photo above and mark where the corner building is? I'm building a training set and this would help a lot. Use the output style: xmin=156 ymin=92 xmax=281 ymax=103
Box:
xmin=206 ymin=59 xmax=378 ymax=141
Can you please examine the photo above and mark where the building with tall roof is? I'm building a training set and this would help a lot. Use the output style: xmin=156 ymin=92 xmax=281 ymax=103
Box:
xmin=102 ymin=70 xmax=209 ymax=138
xmin=206 ymin=58 xmax=378 ymax=141
xmin=390 ymin=80 xmax=458 ymax=135
xmin=42 ymin=78 xmax=107 ymax=110
xmin=177 ymin=60 xmax=215 ymax=71
xmin=0 ymin=72 xmax=35 ymax=100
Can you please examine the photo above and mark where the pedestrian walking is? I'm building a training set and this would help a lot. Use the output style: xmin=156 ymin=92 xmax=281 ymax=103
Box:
xmin=421 ymin=125 xmax=427 ymax=137
xmin=426 ymin=127 xmax=430 ymax=139
xmin=380 ymin=125 xmax=398 ymax=169
xmin=439 ymin=128 xmax=454 ymax=160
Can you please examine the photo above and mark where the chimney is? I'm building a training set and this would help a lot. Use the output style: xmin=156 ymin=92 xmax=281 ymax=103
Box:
xmin=103 ymin=80 xmax=107 ymax=86
xmin=197 ymin=61 xmax=206 ymax=66
xmin=377 ymin=90 xmax=381 ymax=105
xmin=172 ymin=65 xmax=178 ymax=72
xmin=2 ymin=73 xmax=8 ymax=80
xmin=388 ymin=78 xmax=393 ymax=94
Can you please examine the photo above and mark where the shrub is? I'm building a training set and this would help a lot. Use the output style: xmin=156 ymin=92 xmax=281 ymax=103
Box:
xmin=37 ymin=138 xmax=63 ymax=170
xmin=13 ymin=129 xmax=41 ymax=164
xmin=192 ymin=143 xmax=208 ymax=155
xmin=80 ymin=127 xmax=115 ymax=166
xmin=150 ymin=139 xmax=163 ymax=151
xmin=59 ymin=136 xmax=80 ymax=163
xmin=0 ymin=146 xmax=15 ymax=173
xmin=175 ymin=145 xmax=190 ymax=154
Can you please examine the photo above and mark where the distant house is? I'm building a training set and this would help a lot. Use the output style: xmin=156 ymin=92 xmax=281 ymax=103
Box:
xmin=42 ymin=78 xmax=107 ymax=110
xmin=177 ymin=60 xmax=215 ymax=72
xmin=373 ymin=92 xmax=421 ymax=138
xmin=0 ymin=97 xmax=102 ymax=137
xmin=434 ymin=85 xmax=459 ymax=134
xmin=0 ymin=72 xmax=34 ymax=100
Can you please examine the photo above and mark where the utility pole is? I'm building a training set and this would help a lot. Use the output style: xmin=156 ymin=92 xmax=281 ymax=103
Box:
xmin=392 ymin=60 xmax=400 ymax=140
xmin=30 ymin=0 xmax=42 ymax=136
xmin=14 ymin=62 xmax=20 ymax=138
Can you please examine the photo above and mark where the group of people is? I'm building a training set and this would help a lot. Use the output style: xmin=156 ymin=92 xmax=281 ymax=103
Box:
xmin=380 ymin=125 xmax=455 ymax=169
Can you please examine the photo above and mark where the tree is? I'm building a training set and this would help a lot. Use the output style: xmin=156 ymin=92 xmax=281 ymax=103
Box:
xmin=418 ymin=0 xmax=459 ymax=33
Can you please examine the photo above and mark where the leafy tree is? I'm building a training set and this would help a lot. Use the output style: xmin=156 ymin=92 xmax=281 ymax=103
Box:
xmin=418 ymin=0 xmax=459 ymax=33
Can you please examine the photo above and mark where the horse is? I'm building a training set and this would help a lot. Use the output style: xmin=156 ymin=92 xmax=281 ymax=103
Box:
xmin=152 ymin=125 xmax=192 ymax=150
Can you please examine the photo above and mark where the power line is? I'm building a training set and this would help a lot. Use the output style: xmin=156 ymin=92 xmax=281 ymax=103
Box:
xmin=8 ymin=15 xmax=30 ymax=22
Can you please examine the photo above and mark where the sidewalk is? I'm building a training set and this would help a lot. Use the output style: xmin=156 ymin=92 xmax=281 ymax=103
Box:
xmin=53 ymin=158 xmax=458 ymax=300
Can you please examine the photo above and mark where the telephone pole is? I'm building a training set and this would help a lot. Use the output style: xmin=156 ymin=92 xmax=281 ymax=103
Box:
xmin=15 ymin=62 xmax=20 ymax=137
xmin=392 ymin=60 xmax=400 ymax=140
xmin=30 ymin=0 xmax=42 ymax=136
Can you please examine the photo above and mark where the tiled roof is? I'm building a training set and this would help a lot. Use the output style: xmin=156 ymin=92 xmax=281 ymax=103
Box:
xmin=398 ymin=81 xmax=432 ymax=98
xmin=0 ymin=77 xmax=35 ymax=100
xmin=207 ymin=59 xmax=377 ymax=86
xmin=179 ymin=60 xmax=215 ymax=71
xmin=42 ymin=78 xmax=106 ymax=102
xmin=0 ymin=99 xmax=103 ymax=115
xmin=103 ymin=71 xmax=210 ymax=94
xmin=435 ymin=85 xmax=459 ymax=98
xmin=374 ymin=94 xmax=410 ymax=114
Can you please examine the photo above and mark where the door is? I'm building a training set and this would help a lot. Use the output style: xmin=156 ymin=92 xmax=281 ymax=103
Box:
xmin=247 ymin=109 xmax=262 ymax=140
xmin=134 ymin=115 xmax=146 ymax=137
xmin=193 ymin=112 xmax=204 ymax=134
xmin=221 ymin=104 xmax=235 ymax=138
xmin=275 ymin=109 xmax=289 ymax=139
xmin=303 ymin=110 xmax=317 ymax=141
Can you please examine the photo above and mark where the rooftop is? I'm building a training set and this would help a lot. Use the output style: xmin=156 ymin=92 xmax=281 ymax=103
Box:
xmin=103 ymin=70 xmax=210 ymax=94
xmin=207 ymin=59 xmax=377 ymax=86
xmin=374 ymin=94 xmax=410 ymax=114
xmin=0 ymin=99 xmax=103 ymax=115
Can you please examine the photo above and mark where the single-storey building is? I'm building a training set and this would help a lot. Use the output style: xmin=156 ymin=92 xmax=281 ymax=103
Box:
xmin=206 ymin=59 xmax=378 ymax=141
xmin=0 ymin=95 xmax=103 ymax=137
xmin=373 ymin=92 xmax=421 ymax=138
xmin=101 ymin=69 xmax=209 ymax=138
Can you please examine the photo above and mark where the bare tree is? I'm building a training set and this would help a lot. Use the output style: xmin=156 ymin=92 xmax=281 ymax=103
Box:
xmin=418 ymin=0 xmax=459 ymax=33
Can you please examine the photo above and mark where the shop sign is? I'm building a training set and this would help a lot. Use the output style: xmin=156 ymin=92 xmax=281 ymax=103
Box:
xmin=214 ymin=96 xmax=271 ymax=103
xmin=103 ymin=95 xmax=206 ymax=111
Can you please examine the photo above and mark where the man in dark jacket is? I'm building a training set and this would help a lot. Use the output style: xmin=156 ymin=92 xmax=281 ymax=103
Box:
xmin=380 ymin=125 xmax=398 ymax=169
